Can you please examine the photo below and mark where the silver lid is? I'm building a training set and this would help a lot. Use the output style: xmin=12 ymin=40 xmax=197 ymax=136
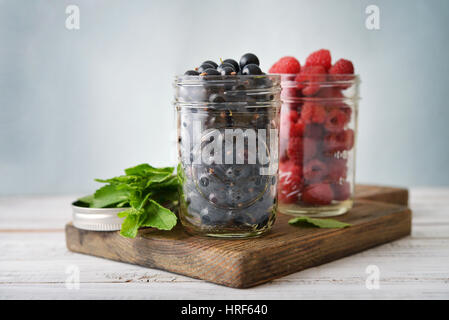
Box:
xmin=72 ymin=202 xmax=126 ymax=231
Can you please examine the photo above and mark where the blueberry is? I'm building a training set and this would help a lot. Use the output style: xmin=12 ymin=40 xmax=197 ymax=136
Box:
xmin=242 ymin=64 xmax=263 ymax=75
xmin=202 ymin=60 xmax=218 ymax=69
xmin=201 ymin=68 xmax=221 ymax=76
xmin=201 ymin=214 xmax=212 ymax=225
xmin=223 ymin=59 xmax=240 ymax=72
xmin=197 ymin=63 xmax=215 ymax=73
xmin=225 ymin=167 xmax=235 ymax=178
xmin=219 ymin=66 xmax=236 ymax=76
xmin=209 ymin=93 xmax=226 ymax=103
xmin=217 ymin=62 xmax=235 ymax=71
xmin=239 ymin=53 xmax=260 ymax=69
xmin=199 ymin=176 xmax=209 ymax=187
xmin=184 ymin=70 xmax=200 ymax=76
xmin=209 ymin=194 xmax=218 ymax=204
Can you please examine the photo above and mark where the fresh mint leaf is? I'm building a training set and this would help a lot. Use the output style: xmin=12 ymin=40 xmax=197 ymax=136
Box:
xmin=177 ymin=163 xmax=185 ymax=185
xmin=145 ymin=173 xmax=174 ymax=189
xmin=117 ymin=207 xmax=144 ymax=218
xmin=125 ymin=163 xmax=174 ymax=176
xmin=140 ymin=199 xmax=177 ymax=230
xmin=92 ymin=184 xmax=131 ymax=208
xmin=119 ymin=214 xmax=141 ymax=238
xmin=77 ymin=194 xmax=94 ymax=206
xmin=288 ymin=216 xmax=351 ymax=229
xmin=119 ymin=200 xmax=177 ymax=237
xmin=124 ymin=163 xmax=153 ymax=176
xmin=150 ymin=188 xmax=179 ymax=205
xmin=81 ymin=163 xmax=180 ymax=238
xmin=95 ymin=175 xmax=139 ymax=185
xmin=147 ymin=175 xmax=179 ymax=190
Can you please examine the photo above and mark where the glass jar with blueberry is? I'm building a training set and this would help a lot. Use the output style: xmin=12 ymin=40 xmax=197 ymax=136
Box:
xmin=175 ymin=54 xmax=281 ymax=237
xmin=273 ymin=52 xmax=360 ymax=217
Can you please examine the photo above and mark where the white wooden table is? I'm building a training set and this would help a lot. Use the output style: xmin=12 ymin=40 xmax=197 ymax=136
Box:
xmin=1 ymin=188 xmax=448 ymax=299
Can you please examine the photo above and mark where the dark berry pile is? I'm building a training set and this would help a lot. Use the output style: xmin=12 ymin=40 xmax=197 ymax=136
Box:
xmin=177 ymin=54 xmax=277 ymax=105
xmin=184 ymin=53 xmax=264 ymax=76
xmin=176 ymin=54 xmax=281 ymax=236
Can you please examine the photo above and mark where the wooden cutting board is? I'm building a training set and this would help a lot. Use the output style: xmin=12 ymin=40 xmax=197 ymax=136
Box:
xmin=65 ymin=184 xmax=411 ymax=288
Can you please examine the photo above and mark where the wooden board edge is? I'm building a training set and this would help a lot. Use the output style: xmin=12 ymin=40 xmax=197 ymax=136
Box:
xmin=65 ymin=207 xmax=413 ymax=289
xmin=65 ymin=223 xmax=240 ymax=287
xmin=235 ymin=207 xmax=412 ymax=288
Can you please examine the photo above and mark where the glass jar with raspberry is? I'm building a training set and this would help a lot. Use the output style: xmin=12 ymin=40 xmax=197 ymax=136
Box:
xmin=174 ymin=74 xmax=281 ymax=237
xmin=278 ymin=73 xmax=359 ymax=217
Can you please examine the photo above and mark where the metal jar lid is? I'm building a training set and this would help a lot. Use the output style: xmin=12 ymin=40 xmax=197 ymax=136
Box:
xmin=72 ymin=201 xmax=126 ymax=231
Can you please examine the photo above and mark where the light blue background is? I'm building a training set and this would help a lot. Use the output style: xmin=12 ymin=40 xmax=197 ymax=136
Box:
xmin=1 ymin=0 xmax=449 ymax=195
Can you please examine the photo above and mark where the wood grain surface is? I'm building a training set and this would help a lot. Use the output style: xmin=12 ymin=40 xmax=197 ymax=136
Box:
xmin=66 ymin=196 xmax=412 ymax=288
xmin=355 ymin=185 xmax=409 ymax=206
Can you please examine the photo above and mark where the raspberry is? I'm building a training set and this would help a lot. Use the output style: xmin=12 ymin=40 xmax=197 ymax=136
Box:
xmin=329 ymin=59 xmax=354 ymax=75
xmin=287 ymin=136 xmax=303 ymax=163
xmin=324 ymin=109 xmax=348 ymax=132
xmin=268 ymin=62 xmax=280 ymax=74
xmin=305 ymin=49 xmax=332 ymax=71
xmin=326 ymin=158 xmax=348 ymax=182
xmin=323 ymin=132 xmax=345 ymax=153
xmin=332 ymin=181 xmax=351 ymax=201
xmin=323 ymin=129 xmax=355 ymax=152
xmin=301 ymin=102 xmax=327 ymax=124
xmin=303 ymin=159 xmax=327 ymax=182
xmin=316 ymin=87 xmax=344 ymax=99
xmin=281 ymin=118 xmax=303 ymax=139
xmin=342 ymin=129 xmax=355 ymax=150
xmin=280 ymin=161 xmax=302 ymax=177
xmin=289 ymin=119 xmax=305 ymax=137
xmin=269 ymin=56 xmax=301 ymax=74
xmin=304 ymin=124 xmax=324 ymax=139
xmin=281 ymin=106 xmax=300 ymax=125
xmin=339 ymin=105 xmax=352 ymax=119
xmin=295 ymin=66 xmax=327 ymax=96
xmin=287 ymin=109 xmax=300 ymax=122
xmin=302 ymin=183 xmax=334 ymax=205
xmin=329 ymin=59 xmax=354 ymax=89
xmin=278 ymin=162 xmax=303 ymax=204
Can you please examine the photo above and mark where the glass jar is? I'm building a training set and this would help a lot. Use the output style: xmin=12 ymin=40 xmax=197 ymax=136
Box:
xmin=278 ymin=74 xmax=360 ymax=217
xmin=174 ymin=74 xmax=281 ymax=237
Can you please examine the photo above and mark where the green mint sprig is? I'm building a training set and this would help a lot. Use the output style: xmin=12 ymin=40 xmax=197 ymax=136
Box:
xmin=288 ymin=216 xmax=351 ymax=229
xmin=77 ymin=163 xmax=181 ymax=238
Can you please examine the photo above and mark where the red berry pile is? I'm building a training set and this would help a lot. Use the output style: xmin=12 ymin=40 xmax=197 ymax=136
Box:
xmin=273 ymin=50 xmax=355 ymax=206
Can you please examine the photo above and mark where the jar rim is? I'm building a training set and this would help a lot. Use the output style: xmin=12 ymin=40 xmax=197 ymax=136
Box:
xmin=174 ymin=74 xmax=281 ymax=84
xmin=279 ymin=73 xmax=361 ymax=87
xmin=174 ymin=101 xmax=281 ymax=109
